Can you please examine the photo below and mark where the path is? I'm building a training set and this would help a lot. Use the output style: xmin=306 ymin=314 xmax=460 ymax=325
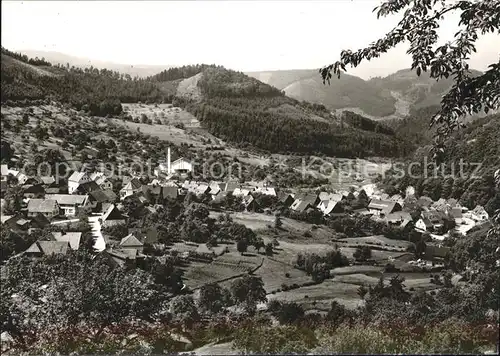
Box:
xmin=88 ymin=215 xmax=106 ymax=251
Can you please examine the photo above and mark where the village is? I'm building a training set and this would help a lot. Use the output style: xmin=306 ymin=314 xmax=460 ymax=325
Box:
xmin=0 ymin=142 xmax=491 ymax=271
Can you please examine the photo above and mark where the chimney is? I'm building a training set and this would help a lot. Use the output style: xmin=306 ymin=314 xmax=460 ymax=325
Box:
xmin=167 ymin=147 xmax=171 ymax=174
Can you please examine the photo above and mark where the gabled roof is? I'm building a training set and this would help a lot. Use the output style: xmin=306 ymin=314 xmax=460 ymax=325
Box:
xmin=120 ymin=234 xmax=144 ymax=247
xmin=322 ymin=200 xmax=342 ymax=215
xmin=121 ymin=178 xmax=142 ymax=191
xmin=385 ymin=211 xmax=412 ymax=223
xmin=45 ymin=194 xmax=88 ymax=206
xmin=26 ymin=241 xmax=70 ymax=255
xmin=368 ymin=199 xmax=400 ymax=214
xmin=40 ymin=176 xmax=56 ymax=185
xmin=224 ymin=181 xmax=239 ymax=192
xmin=52 ymin=232 xmax=82 ymax=250
xmin=22 ymin=184 xmax=45 ymax=193
xmin=422 ymin=210 xmax=447 ymax=223
xmin=68 ymin=171 xmax=88 ymax=183
xmin=294 ymin=200 xmax=312 ymax=213
xmin=45 ymin=187 xmax=61 ymax=194
xmin=27 ymin=199 xmax=58 ymax=213
xmin=90 ymin=189 xmax=117 ymax=203
xmin=77 ymin=181 xmax=100 ymax=194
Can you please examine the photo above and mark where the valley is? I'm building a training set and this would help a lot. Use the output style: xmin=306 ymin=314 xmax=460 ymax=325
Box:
xmin=0 ymin=45 xmax=498 ymax=356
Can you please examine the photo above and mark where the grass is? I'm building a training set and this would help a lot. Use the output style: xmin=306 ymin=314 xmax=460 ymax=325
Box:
xmin=254 ymin=257 xmax=310 ymax=293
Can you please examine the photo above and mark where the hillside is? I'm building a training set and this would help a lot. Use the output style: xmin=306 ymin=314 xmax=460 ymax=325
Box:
xmin=174 ymin=66 xmax=411 ymax=158
xmin=380 ymin=113 xmax=500 ymax=213
xmin=246 ymin=69 xmax=397 ymax=117
xmin=17 ymin=49 xmax=173 ymax=78
xmin=247 ymin=67 xmax=485 ymax=120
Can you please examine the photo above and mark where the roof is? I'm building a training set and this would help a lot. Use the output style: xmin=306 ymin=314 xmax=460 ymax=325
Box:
xmin=162 ymin=186 xmax=178 ymax=199
xmin=22 ymin=184 xmax=45 ymax=193
xmin=422 ymin=210 xmax=447 ymax=223
xmin=171 ymin=157 xmax=192 ymax=169
xmin=224 ymin=181 xmax=239 ymax=192
xmin=418 ymin=217 xmax=434 ymax=228
xmin=40 ymin=176 xmax=56 ymax=185
xmin=120 ymin=234 xmax=144 ymax=247
xmin=90 ymin=189 xmax=117 ymax=203
xmin=385 ymin=211 xmax=412 ymax=223
xmin=52 ymin=232 xmax=82 ymax=250
xmin=447 ymin=207 xmax=463 ymax=219
xmin=318 ymin=192 xmax=343 ymax=202
xmin=417 ymin=196 xmax=434 ymax=207
xmin=322 ymin=200 xmax=342 ymax=215
xmin=45 ymin=194 xmax=88 ymax=206
xmin=255 ymin=187 xmax=276 ymax=196
xmin=27 ymin=199 xmax=58 ymax=213
xmin=294 ymin=200 xmax=312 ymax=213
xmin=45 ymin=187 xmax=61 ymax=194
xmin=68 ymin=171 xmax=88 ymax=183
xmin=26 ymin=241 xmax=70 ymax=255
xmin=368 ymin=199 xmax=400 ymax=214
xmin=121 ymin=178 xmax=142 ymax=191
xmin=77 ymin=181 xmax=100 ymax=193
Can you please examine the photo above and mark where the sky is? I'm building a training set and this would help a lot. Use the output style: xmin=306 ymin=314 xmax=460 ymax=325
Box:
xmin=2 ymin=0 xmax=499 ymax=79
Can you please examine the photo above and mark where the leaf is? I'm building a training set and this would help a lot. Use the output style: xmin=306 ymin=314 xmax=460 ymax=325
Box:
xmin=416 ymin=67 xmax=422 ymax=76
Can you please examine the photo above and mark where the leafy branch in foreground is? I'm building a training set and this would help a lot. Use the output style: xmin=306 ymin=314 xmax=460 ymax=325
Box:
xmin=320 ymin=0 xmax=500 ymax=158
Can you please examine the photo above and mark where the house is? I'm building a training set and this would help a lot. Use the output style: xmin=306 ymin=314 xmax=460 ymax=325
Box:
xmin=385 ymin=211 xmax=412 ymax=226
xmin=100 ymin=203 xmax=126 ymax=228
xmin=25 ymin=240 xmax=71 ymax=257
xmin=2 ymin=214 xmax=30 ymax=232
xmin=22 ymin=184 xmax=45 ymax=199
xmin=52 ymin=231 xmax=82 ymax=250
xmin=67 ymin=171 xmax=91 ymax=194
xmin=27 ymin=199 xmax=59 ymax=219
xmin=156 ymin=147 xmax=194 ymax=176
xmin=0 ymin=165 xmax=8 ymax=182
xmin=45 ymin=194 xmax=88 ymax=217
xmin=170 ymin=157 xmax=193 ymax=175
xmin=318 ymin=192 xmax=344 ymax=203
xmin=416 ymin=211 xmax=448 ymax=232
xmin=98 ymin=248 xmax=142 ymax=268
xmin=89 ymin=189 xmax=117 ymax=206
xmin=223 ymin=181 xmax=239 ymax=193
xmin=446 ymin=207 xmax=463 ymax=225
xmin=76 ymin=181 xmax=101 ymax=195
xmin=208 ymin=182 xmax=221 ymax=198
xmin=40 ymin=176 xmax=56 ymax=186
xmin=119 ymin=178 xmax=142 ymax=200
xmin=134 ymin=227 xmax=159 ymax=245
xmin=319 ymin=200 xmax=344 ymax=216
xmin=119 ymin=234 xmax=144 ymax=253
xmin=278 ymin=192 xmax=295 ymax=208
xmin=351 ymin=207 xmax=372 ymax=216
xmin=468 ymin=205 xmax=489 ymax=222
xmin=417 ymin=196 xmax=434 ymax=210
xmin=90 ymin=172 xmax=113 ymax=190
xmin=254 ymin=187 xmax=276 ymax=196
xmin=233 ymin=187 xmax=252 ymax=197
xmin=7 ymin=168 xmax=28 ymax=185
xmin=291 ymin=199 xmax=314 ymax=213
xmin=243 ymin=195 xmax=259 ymax=211
xmin=368 ymin=199 xmax=402 ymax=217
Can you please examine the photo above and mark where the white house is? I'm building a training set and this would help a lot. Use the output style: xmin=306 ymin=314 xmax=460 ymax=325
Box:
xmin=156 ymin=147 xmax=193 ymax=176
xmin=7 ymin=168 xmax=28 ymax=185
xmin=254 ymin=187 xmax=277 ymax=196
xmin=68 ymin=171 xmax=91 ymax=194
xmin=466 ymin=205 xmax=489 ymax=222
xmin=119 ymin=178 xmax=142 ymax=200
xmin=90 ymin=172 xmax=113 ymax=190
xmin=45 ymin=194 xmax=89 ymax=217
xmin=27 ymin=199 xmax=60 ymax=219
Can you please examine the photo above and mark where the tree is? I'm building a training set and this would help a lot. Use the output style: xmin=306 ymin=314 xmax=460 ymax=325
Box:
xmin=198 ymin=283 xmax=226 ymax=314
xmin=320 ymin=0 xmax=500 ymax=159
xmin=170 ymin=295 xmax=199 ymax=327
xmin=237 ymin=239 xmax=248 ymax=255
xmin=265 ymin=242 xmax=274 ymax=256
xmin=230 ymin=274 xmax=267 ymax=315
xmin=353 ymin=246 xmax=372 ymax=262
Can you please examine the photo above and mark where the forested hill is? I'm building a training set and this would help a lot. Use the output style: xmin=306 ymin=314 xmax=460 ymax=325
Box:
xmin=175 ymin=66 xmax=410 ymax=158
xmin=1 ymin=48 xmax=410 ymax=158
xmin=380 ymin=114 xmax=500 ymax=214
xmin=1 ymin=48 xmax=168 ymax=116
